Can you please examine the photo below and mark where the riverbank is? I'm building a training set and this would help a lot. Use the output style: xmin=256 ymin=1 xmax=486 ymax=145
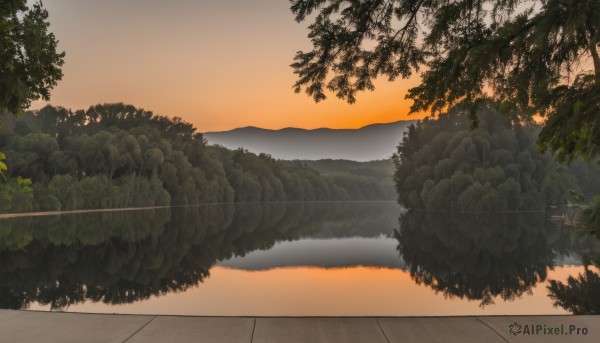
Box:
xmin=1 ymin=310 xmax=598 ymax=342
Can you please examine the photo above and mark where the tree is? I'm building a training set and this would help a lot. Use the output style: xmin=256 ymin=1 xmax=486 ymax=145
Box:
xmin=0 ymin=152 xmax=6 ymax=178
xmin=392 ymin=106 xmax=595 ymax=212
xmin=548 ymin=267 xmax=600 ymax=314
xmin=1 ymin=103 xmax=395 ymax=213
xmin=0 ymin=0 xmax=64 ymax=178
xmin=290 ymin=0 xmax=600 ymax=162
xmin=0 ymin=0 xmax=64 ymax=113
xmin=291 ymin=1 xmax=600 ymax=232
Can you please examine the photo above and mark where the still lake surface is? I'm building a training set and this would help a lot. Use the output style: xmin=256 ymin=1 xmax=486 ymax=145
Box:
xmin=0 ymin=202 xmax=598 ymax=316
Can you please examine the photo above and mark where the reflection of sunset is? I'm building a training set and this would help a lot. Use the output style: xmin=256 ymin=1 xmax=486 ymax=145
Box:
xmin=27 ymin=0 xmax=426 ymax=132
xmin=38 ymin=265 xmax=590 ymax=316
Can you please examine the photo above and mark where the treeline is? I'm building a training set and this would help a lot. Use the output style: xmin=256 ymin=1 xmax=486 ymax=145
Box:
xmin=0 ymin=104 xmax=390 ymax=213
xmin=393 ymin=104 xmax=600 ymax=212
xmin=295 ymin=159 xmax=396 ymax=200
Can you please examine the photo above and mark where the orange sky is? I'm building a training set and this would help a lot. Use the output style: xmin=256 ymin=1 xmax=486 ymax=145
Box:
xmin=29 ymin=0 xmax=425 ymax=132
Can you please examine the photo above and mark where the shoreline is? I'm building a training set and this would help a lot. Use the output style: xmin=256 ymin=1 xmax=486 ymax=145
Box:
xmin=0 ymin=200 xmax=401 ymax=219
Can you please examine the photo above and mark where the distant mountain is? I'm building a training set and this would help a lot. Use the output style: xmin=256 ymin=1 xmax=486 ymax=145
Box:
xmin=203 ymin=120 xmax=415 ymax=161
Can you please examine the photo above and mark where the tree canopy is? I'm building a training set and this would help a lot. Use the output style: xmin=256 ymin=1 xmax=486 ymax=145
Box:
xmin=290 ymin=0 xmax=600 ymax=162
xmin=393 ymin=103 xmax=600 ymax=211
xmin=0 ymin=104 xmax=392 ymax=213
xmin=0 ymin=0 xmax=64 ymax=114
xmin=548 ymin=268 xmax=600 ymax=314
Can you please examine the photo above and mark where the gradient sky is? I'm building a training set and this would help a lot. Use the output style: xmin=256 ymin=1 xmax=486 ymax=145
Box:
xmin=30 ymin=0 xmax=425 ymax=131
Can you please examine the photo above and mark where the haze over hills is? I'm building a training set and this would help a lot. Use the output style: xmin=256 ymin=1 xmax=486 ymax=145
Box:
xmin=203 ymin=120 xmax=415 ymax=161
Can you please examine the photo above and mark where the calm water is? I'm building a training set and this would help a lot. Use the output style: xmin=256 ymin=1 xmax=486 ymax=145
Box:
xmin=0 ymin=202 xmax=598 ymax=316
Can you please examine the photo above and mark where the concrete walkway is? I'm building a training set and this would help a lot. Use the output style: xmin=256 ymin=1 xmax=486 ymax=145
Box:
xmin=0 ymin=310 xmax=598 ymax=342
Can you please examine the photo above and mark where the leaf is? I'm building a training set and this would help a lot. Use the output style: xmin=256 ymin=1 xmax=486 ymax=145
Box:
xmin=573 ymin=100 xmax=583 ymax=116
xmin=0 ymin=152 xmax=7 ymax=175
xmin=568 ymin=189 xmax=585 ymax=203
xmin=17 ymin=176 xmax=32 ymax=188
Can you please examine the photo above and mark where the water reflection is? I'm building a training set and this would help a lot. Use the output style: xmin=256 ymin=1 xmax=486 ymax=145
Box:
xmin=395 ymin=211 xmax=599 ymax=307
xmin=547 ymin=254 xmax=600 ymax=315
xmin=1 ymin=203 xmax=599 ymax=315
xmin=0 ymin=202 xmax=398 ymax=310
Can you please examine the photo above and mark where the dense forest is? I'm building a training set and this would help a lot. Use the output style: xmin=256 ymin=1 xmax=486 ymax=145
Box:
xmin=0 ymin=104 xmax=392 ymax=213
xmin=393 ymin=104 xmax=600 ymax=212
xmin=294 ymin=159 xmax=396 ymax=200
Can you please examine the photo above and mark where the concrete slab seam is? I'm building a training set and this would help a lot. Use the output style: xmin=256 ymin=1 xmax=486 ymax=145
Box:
xmin=122 ymin=316 xmax=157 ymax=343
xmin=250 ymin=318 xmax=257 ymax=343
xmin=474 ymin=317 xmax=509 ymax=343
xmin=375 ymin=318 xmax=391 ymax=343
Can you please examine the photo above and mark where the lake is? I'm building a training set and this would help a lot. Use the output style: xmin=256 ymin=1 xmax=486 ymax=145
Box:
xmin=0 ymin=202 xmax=598 ymax=316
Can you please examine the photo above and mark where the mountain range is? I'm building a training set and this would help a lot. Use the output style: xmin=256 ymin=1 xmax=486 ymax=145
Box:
xmin=203 ymin=120 xmax=415 ymax=161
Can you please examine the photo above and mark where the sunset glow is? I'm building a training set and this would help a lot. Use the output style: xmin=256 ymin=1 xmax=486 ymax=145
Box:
xmin=29 ymin=0 xmax=425 ymax=131
xmin=32 ymin=265 xmax=590 ymax=316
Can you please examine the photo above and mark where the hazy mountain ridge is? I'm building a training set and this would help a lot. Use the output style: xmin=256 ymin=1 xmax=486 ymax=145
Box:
xmin=203 ymin=120 xmax=415 ymax=161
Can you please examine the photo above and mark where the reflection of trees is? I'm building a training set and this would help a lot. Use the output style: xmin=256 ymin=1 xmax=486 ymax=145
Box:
xmin=547 ymin=268 xmax=600 ymax=315
xmin=306 ymin=202 xmax=400 ymax=239
xmin=547 ymin=252 xmax=600 ymax=315
xmin=396 ymin=211 xmax=575 ymax=306
xmin=0 ymin=202 xmax=398 ymax=310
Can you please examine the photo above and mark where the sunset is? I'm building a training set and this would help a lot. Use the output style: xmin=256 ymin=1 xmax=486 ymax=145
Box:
xmin=2 ymin=1 xmax=600 ymax=342
xmin=29 ymin=0 xmax=423 ymax=131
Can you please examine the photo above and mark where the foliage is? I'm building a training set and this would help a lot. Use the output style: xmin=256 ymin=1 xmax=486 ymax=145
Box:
xmin=297 ymin=158 xmax=396 ymax=199
xmin=548 ymin=268 xmax=600 ymax=315
xmin=0 ymin=176 xmax=33 ymax=213
xmin=0 ymin=0 xmax=64 ymax=114
xmin=290 ymin=0 xmax=600 ymax=163
xmin=581 ymin=196 xmax=600 ymax=236
xmin=392 ymin=104 xmax=599 ymax=211
xmin=0 ymin=152 xmax=6 ymax=178
xmin=0 ymin=0 xmax=64 ymax=181
xmin=0 ymin=104 xmax=390 ymax=213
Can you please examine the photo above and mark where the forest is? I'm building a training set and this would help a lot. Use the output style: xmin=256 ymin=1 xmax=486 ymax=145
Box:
xmin=294 ymin=159 xmax=396 ymax=200
xmin=0 ymin=104 xmax=392 ymax=213
xmin=393 ymin=104 xmax=600 ymax=212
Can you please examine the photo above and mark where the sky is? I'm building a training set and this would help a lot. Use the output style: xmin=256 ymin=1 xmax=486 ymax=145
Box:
xmin=30 ymin=0 xmax=425 ymax=132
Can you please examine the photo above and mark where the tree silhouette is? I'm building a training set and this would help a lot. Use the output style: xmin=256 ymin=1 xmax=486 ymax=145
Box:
xmin=292 ymin=0 xmax=600 ymax=232
xmin=0 ymin=1 xmax=64 ymax=113
xmin=291 ymin=0 xmax=600 ymax=162
xmin=547 ymin=268 xmax=600 ymax=315
xmin=547 ymin=252 xmax=600 ymax=315
xmin=0 ymin=0 xmax=64 ymax=178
